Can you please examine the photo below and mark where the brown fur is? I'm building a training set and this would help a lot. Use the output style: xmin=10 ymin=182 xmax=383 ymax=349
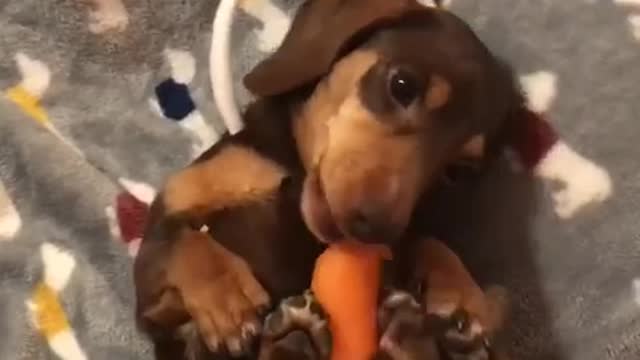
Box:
xmin=244 ymin=0 xmax=425 ymax=96
xmin=294 ymin=49 xmax=429 ymax=242
xmin=164 ymin=145 xmax=287 ymax=216
xmin=424 ymin=74 xmax=451 ymax=110
xmin=166 ymin=229 xmax=269 ymax=343
xmin=134 ymin=1 xmax=522 ymax=359
xmin=293 ymin=50 xmax=380 ymax=171
xmin=419 ymin=238 xmax=494 ymax=331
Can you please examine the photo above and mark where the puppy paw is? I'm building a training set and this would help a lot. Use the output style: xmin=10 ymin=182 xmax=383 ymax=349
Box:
xmin=169 ymin=231 xmax=271 ymax=356
xmin=184 ymin=269 xmax=269 ymax=356
xmin=377 ymin=290 xmax=440 ymax=359
xmin=259 ymin=291 xmax=332 ymax=360
xmin=427 ymin=286 xmax=508 ymax=360
xmin=433 ymin=307 xmax=491 ymax=360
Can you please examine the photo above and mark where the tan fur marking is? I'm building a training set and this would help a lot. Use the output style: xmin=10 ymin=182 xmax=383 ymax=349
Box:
xmin=293 ymin=50 xmax=380 ymax=171
xmin=425 ymin=74 xmax=451 ymax=110
xmin=165 ymin=228 xmax=270 ymax=347
xmin=295 ymin=49 xmax=427 ymax=235
xmin=460 ymin=134 xmax=485 ymax=159
xmin=319 ymin=88 xmax=424 ymax=234
xmin=142 ymin=289 xmax=188 ymax=327
xmin=324 ymin=93 xmax=424 ymax=192
xmin=163 ymin=145 xmax=287 ymax=215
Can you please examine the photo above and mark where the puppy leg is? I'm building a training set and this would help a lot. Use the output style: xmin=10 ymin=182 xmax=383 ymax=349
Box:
xmin=415 ymin=238 xmax=508 ymax=359
xmin=175 ymin=229 xmax=270 ymax=353
xmin=136 ymin=227 xmax=270 ymax=357
xmin=377 ymin=288 xmax=509 ymax=360
xmin=135 ymin=142 xmax=288 ymax=356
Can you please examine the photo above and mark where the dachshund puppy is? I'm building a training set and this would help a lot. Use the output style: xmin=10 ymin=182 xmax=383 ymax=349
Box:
xmin=134 ymin=1 xmax=523 ymax=359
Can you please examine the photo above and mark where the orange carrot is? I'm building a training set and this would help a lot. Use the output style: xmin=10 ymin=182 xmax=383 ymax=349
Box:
xmin=311 ymin=240 xmax=391 ymax=360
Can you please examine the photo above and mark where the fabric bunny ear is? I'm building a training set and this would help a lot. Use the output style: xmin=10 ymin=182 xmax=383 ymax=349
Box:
xmin=243 ymin=0 xmax=424 ymax=97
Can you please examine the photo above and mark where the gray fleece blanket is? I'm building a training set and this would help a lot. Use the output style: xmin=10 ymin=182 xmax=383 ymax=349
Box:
xmin=0 ymin=0 xmax=639 ymax=359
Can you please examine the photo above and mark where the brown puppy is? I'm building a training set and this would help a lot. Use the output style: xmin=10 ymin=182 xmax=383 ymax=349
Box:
xmin=134 ymin=1 xmax=523 ymax=359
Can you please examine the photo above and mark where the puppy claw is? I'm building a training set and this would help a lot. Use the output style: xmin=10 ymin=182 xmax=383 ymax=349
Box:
xmin=455 ymin=317 xmax=466 ymax=332
xmin=207 ymin=336 xmax=220 ymax=352
xmin=436 ymin=310 xmax=492 ymax=358
xmin=226 ymin=337 xmax=243 ymax=356
xmin=242 ymin=321 xmax=260 ymax=339
xmin=469 ymin=320 xmax=484 ymax=337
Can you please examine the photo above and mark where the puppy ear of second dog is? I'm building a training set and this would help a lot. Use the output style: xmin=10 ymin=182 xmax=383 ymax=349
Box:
xmin=244 ymin=0 xmax=424 ymax=97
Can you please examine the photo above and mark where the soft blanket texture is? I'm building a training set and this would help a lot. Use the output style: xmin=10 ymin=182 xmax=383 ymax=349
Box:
xmin=0 ymin=0 xmax=638 ymax=359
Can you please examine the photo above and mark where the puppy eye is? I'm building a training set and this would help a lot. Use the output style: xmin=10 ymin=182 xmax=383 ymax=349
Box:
xmin=388 ymin=69 xmax=421 ymax=108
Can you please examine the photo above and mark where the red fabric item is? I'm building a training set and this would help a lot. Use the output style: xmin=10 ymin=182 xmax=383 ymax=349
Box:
xmin=116 ymin=191 xmax=149 ymax=243
xmin=510 ymin=109 xmax=559 ymax=170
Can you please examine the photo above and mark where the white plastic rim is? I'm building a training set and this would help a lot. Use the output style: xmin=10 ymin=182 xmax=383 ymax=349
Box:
xmin=210 ymin=0 xmax=244 ymax=135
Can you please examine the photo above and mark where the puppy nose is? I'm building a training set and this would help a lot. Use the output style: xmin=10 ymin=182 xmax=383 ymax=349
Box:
xmin=349 ymin=211 xmax=375 ymax=239
xmin=347 ymin=207 xmax=388 ymax=242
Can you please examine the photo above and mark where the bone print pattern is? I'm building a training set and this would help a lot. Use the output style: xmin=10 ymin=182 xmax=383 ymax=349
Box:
xmin=5 ymin=53 xmax=84 ymax=156
xmin=84 ymin=0 xmax=130 ymax=34
xmin=152 ymin=48 xmax=221 ymax=158
xmin=0 ymin=178 xmax=21 ymax=240
xmin=238 ymin=0 xmax=293 ymax=52
xmin=516 ymin=71 xmax=613 ymax=218
xmin=615 ymin=0 xmax=640 ymax=41
xmin=26 ymin=243 xmax=86 ymax=360
xmin=0 ymin=1 xmax=638 ymax=360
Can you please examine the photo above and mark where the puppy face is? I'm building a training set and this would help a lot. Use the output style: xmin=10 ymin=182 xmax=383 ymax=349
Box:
xmin=246 ymin=6 xmax=520 ymax=244
xmin=297 ymin=30 xmax=496 ymax=244
xmin=296 ymin=53 xmax=448 ymax=243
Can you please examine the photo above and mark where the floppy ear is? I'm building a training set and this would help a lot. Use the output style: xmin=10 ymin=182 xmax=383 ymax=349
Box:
xmin=243 ymin=0 xmax=423 ymax=97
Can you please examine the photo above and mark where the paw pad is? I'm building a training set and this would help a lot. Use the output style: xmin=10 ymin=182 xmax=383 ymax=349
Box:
xmin=261 ymin=291 xmax=331 ymax=359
